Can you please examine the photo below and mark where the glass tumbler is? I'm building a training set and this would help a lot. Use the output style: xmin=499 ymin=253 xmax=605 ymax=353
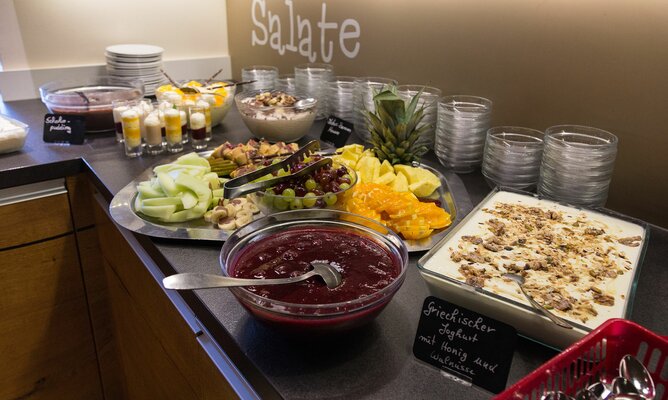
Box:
xmin=112 ymin=99 xmax=137 ymax=143
xmin=481 ymin=126 xmax=544 ymax=189
xmin=120 ymin=109 xmax=143 ymax=157
xmin=241 ymin=65 xmax=278 ymax=92
xmin=352 ymin=77 xmax=398 ymax=143
xmin=188 ymin=105 xmax=208 ymax=150
xmin=143 ymin=110 xmax=164 ymax=155
xmin=435 ymin=95 xmax=493 ymax=173
xmin=294 ymin=63 xmax=333 ymax=119
xmin=397 ymin=85 xmax=442 ymax=150
xmin=538 ymin=125 xmax=618 ymax=207
xmin=276 ymin=74 xmax=296 ymax=94
xmin=164 ymin=108 xmax=183 ymax=153
xmin=327 ymin=76 xmax=356 ymax=123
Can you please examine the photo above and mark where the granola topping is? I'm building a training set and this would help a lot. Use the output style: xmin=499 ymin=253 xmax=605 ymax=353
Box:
xmin=447 ymin=200 xmax=643 ymax=324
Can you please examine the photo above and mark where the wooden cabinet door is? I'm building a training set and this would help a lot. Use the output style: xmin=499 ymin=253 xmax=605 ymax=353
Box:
xmin=0 ymin=235 xmax=102 ymax=400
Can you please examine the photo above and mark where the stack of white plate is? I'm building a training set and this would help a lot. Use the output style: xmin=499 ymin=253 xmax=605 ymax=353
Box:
xmin=105 ymin=44 xmax=166 ymax=96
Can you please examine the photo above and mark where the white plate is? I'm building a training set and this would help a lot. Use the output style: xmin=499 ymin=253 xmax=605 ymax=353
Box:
xmin=105 ymin=44 xmax=164 ymax=57
xmin=106 ymin=60 xmax=163 ymax=69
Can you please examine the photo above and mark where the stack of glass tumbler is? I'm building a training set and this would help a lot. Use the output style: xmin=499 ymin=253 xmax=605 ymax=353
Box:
xmin=240 ymin=65 xmax=278 ymax=92
xmin=397 ymin=85 xmax=441 ymax=149
xmin=435 ymin=95 xmax=493 ymax=173
xmin=294 ymin=63 xmax=333 ymax=119
xmin=538 ymin=125 xmax=618 ymax=207
xmin=481 ymin=126 xmax=545 ymax=190
xmin=326 ymin=76 xmax=356 ymax=122
xmin=353 ymin=77 xmax=398 ymax=142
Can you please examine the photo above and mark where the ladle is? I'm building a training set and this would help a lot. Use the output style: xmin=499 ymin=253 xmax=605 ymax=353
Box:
xmin=163 ymin=262 xmax=343 ymax=290
xmin=502 ymin=273 xmax=574 ymax=329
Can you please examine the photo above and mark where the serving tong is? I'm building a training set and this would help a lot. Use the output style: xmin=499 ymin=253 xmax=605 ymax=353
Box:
xmin=222 ymin=140 xmax=331 ymax=199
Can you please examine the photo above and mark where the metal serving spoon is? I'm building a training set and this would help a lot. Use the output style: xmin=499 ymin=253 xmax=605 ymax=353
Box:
xmin=502 ymin=273 xmax=574 ymax=329
xmin=162 ymin=262 xmax=343 ymax=290
xmin=619 ymin=355 xmax=655 ymax=399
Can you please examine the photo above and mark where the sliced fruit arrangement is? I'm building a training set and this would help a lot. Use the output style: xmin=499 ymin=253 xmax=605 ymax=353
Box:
xmin=156 ymin=81 xmax=230 ymax=106
xmin=134 ymin=152 xmax=257 ymax=230
xmin=346 ymin=183 xmax=452 ymax=240
xmin=332 ymin=144 xmax=441 ymax=197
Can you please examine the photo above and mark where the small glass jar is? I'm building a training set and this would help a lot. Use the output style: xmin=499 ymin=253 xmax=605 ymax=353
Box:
xmin=179 ymin=104 xmax=191 ymax=144
xmin=196 ymin=100 xmax=213 ymax=141
xmin=112 ymin=99 xmax=137 ymax=143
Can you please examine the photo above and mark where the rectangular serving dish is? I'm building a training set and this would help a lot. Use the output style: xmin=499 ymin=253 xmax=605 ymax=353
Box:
xmin=109 ymin=151 xmax=458 ymax=251
xmin=417 ymin=188 xmax=649 ymax=349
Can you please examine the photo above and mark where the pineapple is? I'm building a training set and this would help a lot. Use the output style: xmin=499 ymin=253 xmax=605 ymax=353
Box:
xmin=364 ymin=86 xmax=430 ymax=165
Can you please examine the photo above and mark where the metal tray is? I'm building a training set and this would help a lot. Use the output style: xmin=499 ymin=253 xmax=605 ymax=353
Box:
xmin=109 ymin=152 xmax=458 ymax=251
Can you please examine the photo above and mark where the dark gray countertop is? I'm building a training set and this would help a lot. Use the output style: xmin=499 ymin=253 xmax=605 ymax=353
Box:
xmin=2 ymin=99 xmax=667 ymax=400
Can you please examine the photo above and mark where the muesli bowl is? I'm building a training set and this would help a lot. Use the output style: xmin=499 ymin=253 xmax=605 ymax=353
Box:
xmin=234 ymin=90 xmax=317 ymax=142
xmin=219 ymin=209 xmax=409 ymax=333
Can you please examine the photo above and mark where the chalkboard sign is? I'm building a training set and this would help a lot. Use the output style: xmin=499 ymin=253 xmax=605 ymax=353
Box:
xmin=412 ymin=296 xmax=517 ymax=394
xmin=320 ymin=115 xmax=353 ymax=148
xmin=43 ymin=114 xmax=85 ymax=144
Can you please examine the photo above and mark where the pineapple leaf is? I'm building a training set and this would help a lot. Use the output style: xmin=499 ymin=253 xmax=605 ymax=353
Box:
xmin=405 ymin=88 xmax=424 ymax=119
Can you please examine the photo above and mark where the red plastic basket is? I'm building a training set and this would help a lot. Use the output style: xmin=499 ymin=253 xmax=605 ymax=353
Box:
xmin=495 ymin=319 xmax=668 ymax=400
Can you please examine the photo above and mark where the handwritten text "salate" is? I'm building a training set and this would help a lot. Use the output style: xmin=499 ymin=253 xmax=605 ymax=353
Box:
xmin=251 ymin=0 xmax=361 ymax=62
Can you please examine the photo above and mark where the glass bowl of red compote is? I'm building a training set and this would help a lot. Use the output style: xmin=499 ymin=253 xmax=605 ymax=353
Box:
xmin=220 ymin=209 xmax=409 ymax=333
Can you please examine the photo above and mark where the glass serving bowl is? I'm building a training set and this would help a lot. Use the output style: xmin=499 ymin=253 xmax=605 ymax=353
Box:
xmin=253 ymin=166 xmax=357 ymax=214
xmin=234 ymin=89 xmax=317 ymax=142
xmin=155 ymin=80 xmax=236 ymax=127
xmin=219 ymin=209 xmax=409 ymax=333
xmin=39 ymin=76 xmax=144 ymax=132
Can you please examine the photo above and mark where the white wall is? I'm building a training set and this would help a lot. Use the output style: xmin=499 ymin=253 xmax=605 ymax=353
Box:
xmin=0 ymin=0 xmax=231 ymax=100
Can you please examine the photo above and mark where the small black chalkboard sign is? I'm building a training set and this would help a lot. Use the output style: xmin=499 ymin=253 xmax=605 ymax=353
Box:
xmin=412 ymin=296 xmax=517 ymax=394
xmin=320 ymin=115 xmax=353 ymax=148
xmin=43 ymin=114 xmax=85 ymax=144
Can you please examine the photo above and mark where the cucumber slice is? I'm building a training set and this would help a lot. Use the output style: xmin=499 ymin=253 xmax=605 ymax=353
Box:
xmin=138 ymin=204 xmax=177 ymax=220
xmin=180 ymin=191 xmax=198 ymax=209
xmin=175 ymin=173 xmax=211 ymax=201
xmin=141 ymin=197 xmax=183 ymax=207
xmin=176 ymin=152 xmax=210 ymax=168
xmin=157 ymin=172 xmax=180 ymax=197
xmin=137 ymin=185 xmax=165 ymax=199
xmin=212 ymin=188 xmax=225 ymax=198
xmin=204 ymin=172 xmax=220 ymax=189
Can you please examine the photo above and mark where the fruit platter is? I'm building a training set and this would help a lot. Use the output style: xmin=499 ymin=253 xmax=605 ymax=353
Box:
xmin=109 ymin=87 xmax=460 ymax=251
xmin=109 ymin=143 xmax=458 ymax=251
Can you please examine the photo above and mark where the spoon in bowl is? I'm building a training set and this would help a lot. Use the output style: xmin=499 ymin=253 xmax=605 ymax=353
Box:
xmin=163 ymin=262 xmax=343 ymax=290
xmin=502 ymin=273 xmax=574 ymax=329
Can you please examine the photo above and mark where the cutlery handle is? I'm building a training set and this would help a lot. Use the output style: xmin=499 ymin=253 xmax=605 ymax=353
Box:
xmin=517 ymin=284 xmax=574 ymax=329
xmin=163 ymin=272 xmax=314 ymax=290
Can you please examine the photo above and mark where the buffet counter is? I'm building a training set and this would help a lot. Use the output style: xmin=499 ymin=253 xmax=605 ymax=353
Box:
xmin=1 ymin=99 xmax=667 ymax=399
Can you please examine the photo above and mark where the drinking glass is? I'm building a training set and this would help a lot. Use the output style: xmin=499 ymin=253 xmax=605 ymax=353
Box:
xmin=327 ymin=76 xmax=356 ymax=122
xmin=120 ymin=108 xmax=143 ymax=157
xmin=188 ymin=105 xmax=208 ymax=150
xmin=481 ymin=126 xmax=544 ymax=189
xmin=353 ymin=77 xmax=398 ymax=143
xmin=435 ymin=95 xmax=493 ymax=173
xmin=241 ymin=65 xmax=278 ymax=92
xmin=294 ymin=63 xmax=333 ymax=119
xmin=164 ymin=108 xmax=183 ymax=153
xmin=397 ymin=85 xmax=442 ymax=150
xmin=538 ymin=125 xmax=618 ymax=206
xmin=112 ymin=99 xmax=137 ymax=143
xmin=276 ymin=74 xmax=296 ymax=94
xmin=143 ymin=110 xmax=164 ymax=155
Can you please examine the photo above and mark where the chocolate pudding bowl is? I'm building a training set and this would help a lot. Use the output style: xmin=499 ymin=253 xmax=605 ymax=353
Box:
xmin=219 ymin=209 xmax=409 ymax=333
xmin=40 ymin=77 xmax=144 ymax=132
